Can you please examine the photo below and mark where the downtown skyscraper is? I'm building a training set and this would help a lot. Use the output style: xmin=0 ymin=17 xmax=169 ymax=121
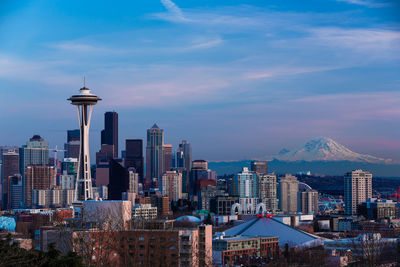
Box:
xmin=101 ymin=111 xmax=118 ymax=158
xmin=146 ymin=123 xmax=164 ymax=188
xmin=64 ymin=129 xmax=80 ymax=159
xmin=1 ymin=151 xmax=20 ymax=209
xmin=125 ymin=139 xmax=144 ymax=184
xmin=176 ymin=140 xmax=192 ymax=193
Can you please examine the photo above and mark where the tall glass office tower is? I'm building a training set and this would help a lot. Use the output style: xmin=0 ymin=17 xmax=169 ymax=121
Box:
xmin=145 ymin=124 xmax=164 ymax=188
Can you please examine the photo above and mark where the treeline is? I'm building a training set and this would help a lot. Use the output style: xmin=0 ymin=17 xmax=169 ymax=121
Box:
xmin=0 ymin=234 xmax=82 ymax=267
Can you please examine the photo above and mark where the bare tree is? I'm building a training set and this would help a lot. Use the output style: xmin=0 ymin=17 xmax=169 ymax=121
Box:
xmin=350 ymin=233 xmax=398 ymax=267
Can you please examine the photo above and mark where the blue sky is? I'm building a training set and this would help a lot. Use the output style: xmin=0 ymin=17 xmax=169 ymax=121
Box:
xmin=0 ymin=0 xmax=399 ymax=161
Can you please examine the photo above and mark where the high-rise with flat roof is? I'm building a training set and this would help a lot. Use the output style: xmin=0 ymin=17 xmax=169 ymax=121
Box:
xmin=259 ymin=174 xmax=278 ymax=211
xmin=251 ymin=161 xmax=268 ymax=175
xmin=108 ymin=158 xmax=132 ymax=200
xmin=344 ymin=169 xmax=372 ymax=215
xmin=234 ymin=167 xmax=259 ymax=198
xmin=9 ymin=174 xmax=23 ymax=209
xmin=161 ymin=170 xmax=182 ymax=202
xmin=162 ymin=144 xmax=173 ymax=173
xmin=278 ymin=174 xmax=299 ymax=214
xmin=101 ymin=111 xmax=118 ymax=158
xmin=177 ymin=140 xmax=192 ymax=193
xmin=25 ymin=165 xmax=56 ymax=207
xmin=19 ymin=135 xmax=49 ymax=204
xmin=2 ymin=151 xmax=20 ymax=209
xmin=19 ymin=135 xmax=49 ymax=177
xmin=125 ymin=139 xmax=144 ymax=184
xmin=299 ymin=190 xmax=318 ymax=214
xmin=64 ymin=129 xmax=80 ymax=159
xmin=146 ymin=123 xmax=164 ymax=188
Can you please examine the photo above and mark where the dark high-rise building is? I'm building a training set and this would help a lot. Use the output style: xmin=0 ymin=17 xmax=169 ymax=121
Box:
xmin=125 ymin=139 xmax=144 ymax=184
xmin=146 ymin=123 xmax=164 ymax=188
xmin=189 ymin=160 xmax=216 ymax=196
xmin=96 ymin=144 xmax=115 ymax=165
xmin=251 ymin=161 xmax=268 ymax=175
xmin=176 ymin=140 xmax=191 ymax=193
xmin=2 ymin=151 xmax=20 ymax=209
xmin=8 ymin=174 xmax=23 ymax=209
xmin=101 ymin=111 xmax=118 ymax=158
xmin=64 ymin=129 xmax=80 ymax=159
xmin=108 ymin=158 xmax=129 ymax=200
xmin=162 ymin=144 xmax=173 ymax=174
xmin=67 ymin=129 xmax=80 ymax=142
xmin=177 ymin=140 xmax=192 ymax=170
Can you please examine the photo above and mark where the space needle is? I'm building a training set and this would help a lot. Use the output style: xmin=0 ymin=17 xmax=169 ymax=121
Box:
xmin=68 ymin=81 xmax=101 ymax=201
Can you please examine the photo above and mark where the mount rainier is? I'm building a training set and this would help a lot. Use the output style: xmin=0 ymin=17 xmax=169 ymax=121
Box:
xmin=271 ymin=137 xmax=393 ymax=164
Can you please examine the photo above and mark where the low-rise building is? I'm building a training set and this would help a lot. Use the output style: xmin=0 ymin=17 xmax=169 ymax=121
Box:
xmin=358 ymin=198 xmax=399 ymax=220
xmin=213 ymin=235 xmax=279 ymax=266
xmin=132 ymin=204 xmax=157 ymax=220
xmin=210 ymin=195 xmax=239 ymax=215
xmin=40 ymin=222 xmax=212 ymax=267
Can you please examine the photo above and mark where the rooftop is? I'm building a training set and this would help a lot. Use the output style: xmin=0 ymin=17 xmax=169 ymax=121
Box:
xmin=217 ymin=217 xmax=325 ymax=248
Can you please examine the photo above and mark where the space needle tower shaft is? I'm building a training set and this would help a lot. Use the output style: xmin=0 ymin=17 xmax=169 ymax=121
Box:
xmin=68 ymin=82 xmax=101 ymax=201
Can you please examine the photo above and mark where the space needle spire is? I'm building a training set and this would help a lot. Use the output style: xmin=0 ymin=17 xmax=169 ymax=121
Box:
xmin=68 ymin=81 xmax=101 ymax=201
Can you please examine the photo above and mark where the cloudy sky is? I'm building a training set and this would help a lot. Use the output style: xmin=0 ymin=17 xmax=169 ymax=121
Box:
xmin=0 ymin=0 xmax=399 ymax=161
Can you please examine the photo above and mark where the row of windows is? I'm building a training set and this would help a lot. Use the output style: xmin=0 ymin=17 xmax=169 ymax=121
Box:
xmin=123 ymin=236 xmax=177 ymax=242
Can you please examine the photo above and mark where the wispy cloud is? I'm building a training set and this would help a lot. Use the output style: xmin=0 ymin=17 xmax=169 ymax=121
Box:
xmin=159 ymin=0 xmax=189 ymax=22
xmin=309 ymin=27 xmax=400 ymax=53
xmin=335 ymin=0 xmax=391 ymax=8
xmin=291 ymin=91 xmax=400 ymax=121
xmin=187 ymin=37 xmax=223 ymax=50
xmin=0 ymin=55 xmax=79 ymax=86
xmin=243 ymin=65 xmax=345 ymax=80
xmin=50 ymin=42 xmax=113 ymax=53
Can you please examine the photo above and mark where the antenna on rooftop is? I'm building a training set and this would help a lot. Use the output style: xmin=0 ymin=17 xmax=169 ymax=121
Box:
xmin=84 ymin=76 xmax=86 ymax=87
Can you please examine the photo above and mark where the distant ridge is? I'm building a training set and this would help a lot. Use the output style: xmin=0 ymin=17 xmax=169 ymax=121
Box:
xmin=269 ymin=137 xmax=393 ymax=164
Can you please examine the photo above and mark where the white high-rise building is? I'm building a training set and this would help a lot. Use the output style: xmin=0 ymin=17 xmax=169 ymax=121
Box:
xmin=235 ymin=167 xmax=259 ymax=198
xmin=259 ymin=174 xmax=278 ymax=211
xmin=344 ymin=169 xmax=372 ymax=215
xmin=278 ymin=174 xmax=299 ymax=214
xmin=161 ymin=170 xmax=182 ymax=201
xmin=299 ymin=190 xmax=319 ymax=214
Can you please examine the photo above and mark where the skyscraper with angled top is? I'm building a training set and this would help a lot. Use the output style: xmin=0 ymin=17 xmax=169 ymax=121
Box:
xmin=146 ymin=123 xmax=164 ymax=188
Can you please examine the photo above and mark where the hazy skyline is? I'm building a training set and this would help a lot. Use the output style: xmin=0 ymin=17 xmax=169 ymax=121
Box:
xmin=0 ymin=0 xmax=399 ymax=161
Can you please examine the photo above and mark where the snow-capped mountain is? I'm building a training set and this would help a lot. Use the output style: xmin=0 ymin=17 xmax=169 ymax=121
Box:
xmin=271 ymin=137 xmax=393 ymax=164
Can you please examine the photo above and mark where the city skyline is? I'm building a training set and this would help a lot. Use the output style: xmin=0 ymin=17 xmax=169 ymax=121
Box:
xmin=0 ymin=0 xmax=399 ymax=161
